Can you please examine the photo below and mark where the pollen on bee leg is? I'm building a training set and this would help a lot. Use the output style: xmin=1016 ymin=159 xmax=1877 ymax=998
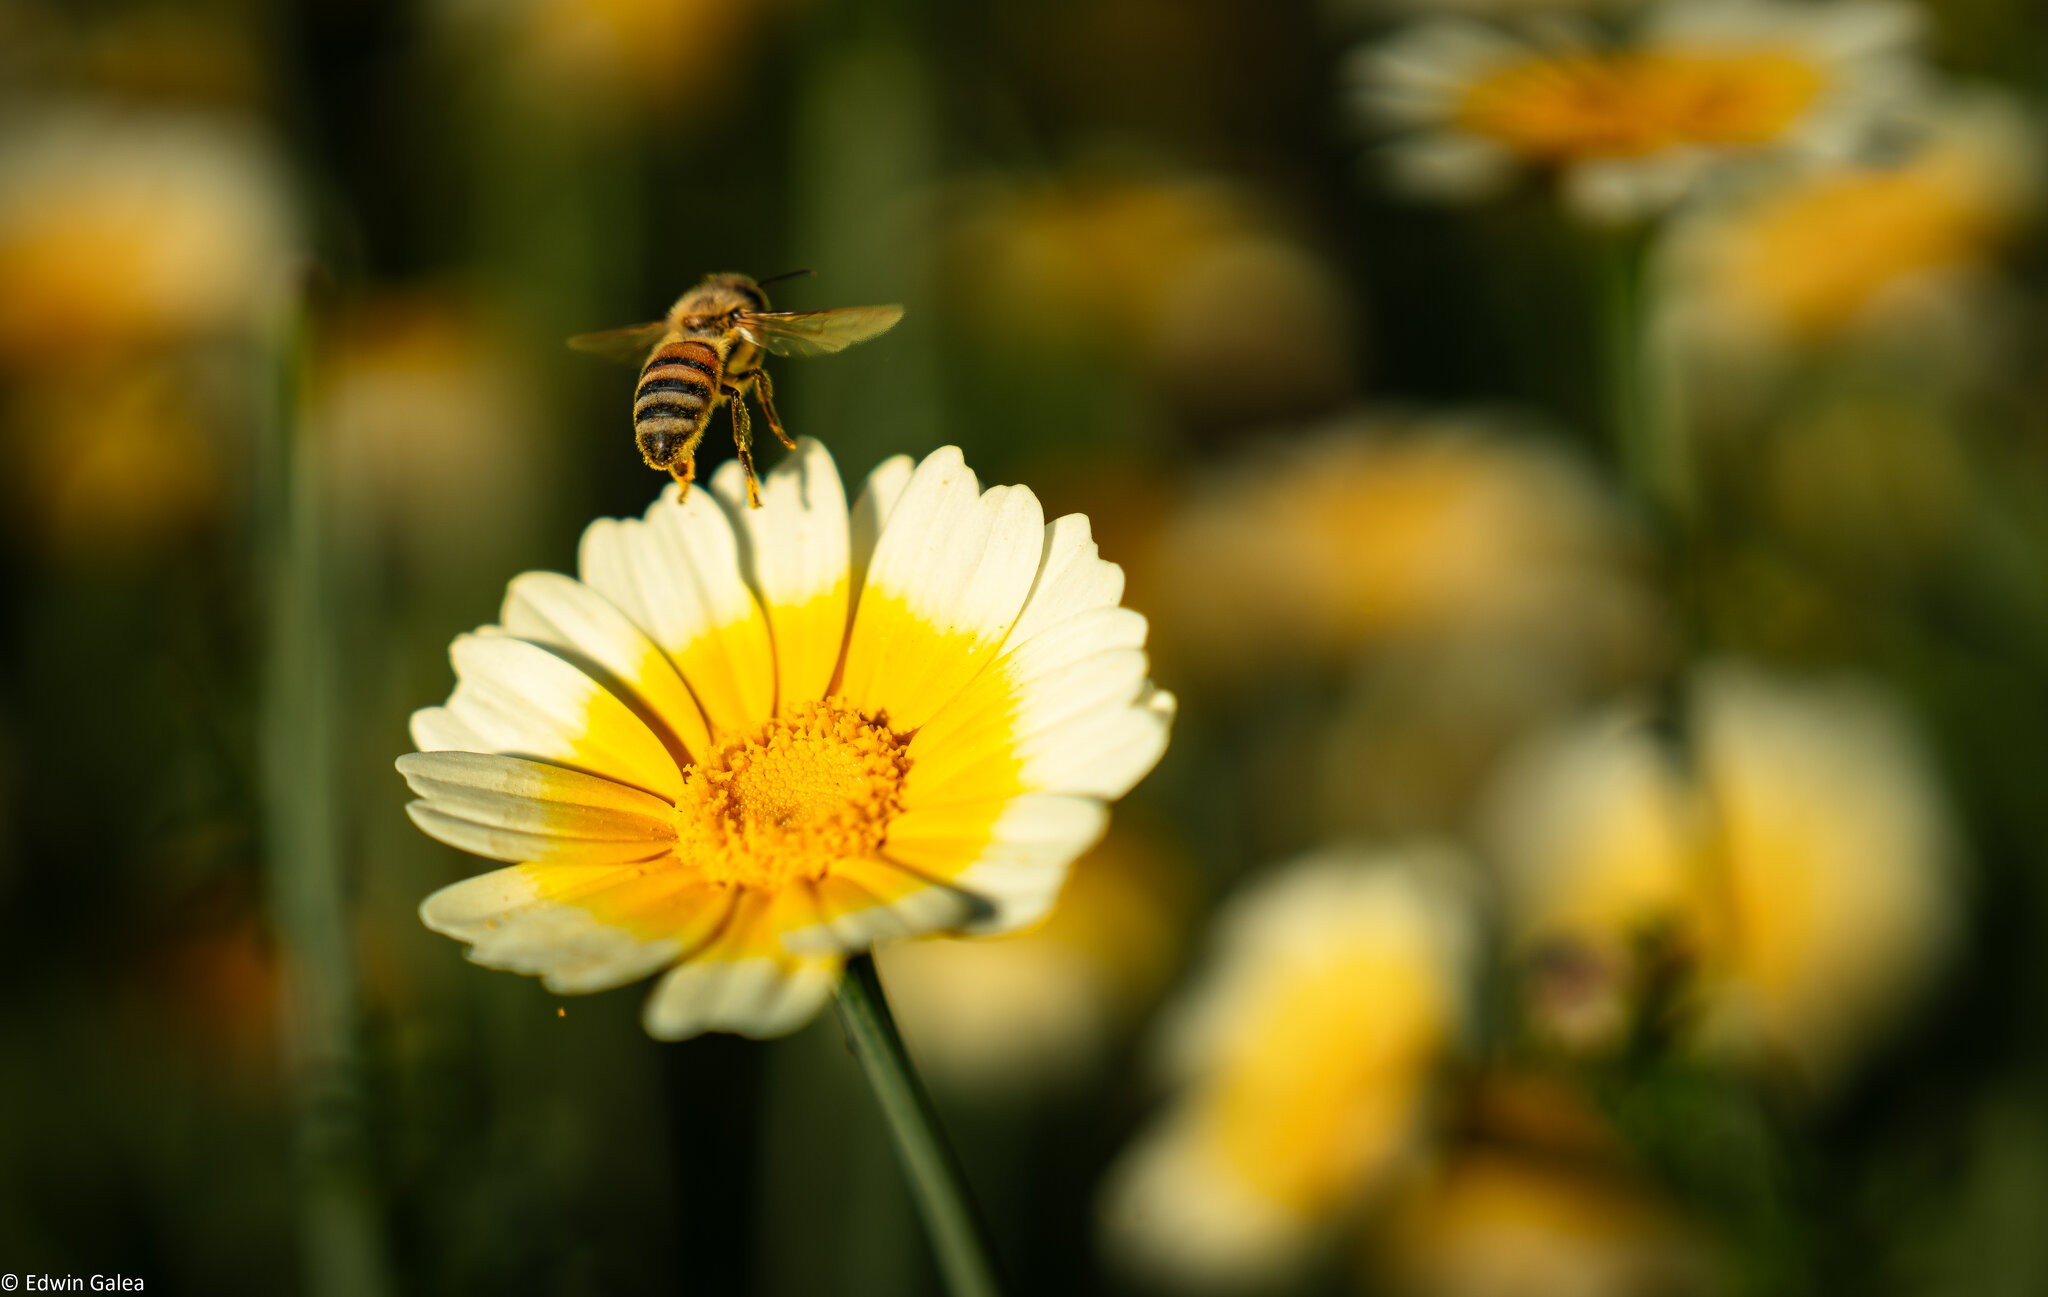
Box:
xmin=727 ymin=386 xmax=764 ymax=508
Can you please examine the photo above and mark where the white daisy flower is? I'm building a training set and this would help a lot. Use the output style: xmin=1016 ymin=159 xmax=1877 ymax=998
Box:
xmin=0 ymin=105 xmax=295 ymax=358
xmin=1665 ymin=87 xmax=2041 ymax=349
xmin=1347 ymin=0 xmax=1925 ymax=222
xmin=1481 ymin=663 xmax=1961 ymax=1085
xmin=399 ymin=440 xmax=1174 ymax=1041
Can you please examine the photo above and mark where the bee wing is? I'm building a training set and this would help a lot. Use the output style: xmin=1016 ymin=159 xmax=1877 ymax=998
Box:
xmin=567 ymin=321 xmax=669 ymax=363
xmin=738 ymin=305 xmax=905 ymax=358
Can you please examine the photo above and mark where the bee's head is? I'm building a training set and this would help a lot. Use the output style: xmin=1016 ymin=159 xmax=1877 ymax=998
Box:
xmin=703 ymin=272 xmax=769 ymax=312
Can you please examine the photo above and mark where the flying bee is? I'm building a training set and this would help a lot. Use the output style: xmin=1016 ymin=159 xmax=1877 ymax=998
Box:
xmin=569 ymin=271 xmax=904 ymax=507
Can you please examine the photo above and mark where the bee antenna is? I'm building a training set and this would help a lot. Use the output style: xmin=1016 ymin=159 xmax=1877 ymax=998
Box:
xmin=756 ymin=268 xmax=817 ymax=289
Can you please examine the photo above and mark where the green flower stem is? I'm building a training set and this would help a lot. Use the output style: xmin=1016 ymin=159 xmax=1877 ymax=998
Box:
xmin=1601 ymin=221 xmax=1706 ymax=728
xmin=835 ymin=954 xmax=1006 ymax=1297
xmin=259 ymin=297 xmax=390 ymax=1297
xmin=1601 ymin=223 xmax=1681 ymax=529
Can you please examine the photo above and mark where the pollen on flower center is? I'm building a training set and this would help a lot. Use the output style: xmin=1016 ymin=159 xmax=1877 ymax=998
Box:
xmin=1456 ymin=48 xmax=1827 ymax=161
xmin=673 ymin=698 xmax=912 ymax=889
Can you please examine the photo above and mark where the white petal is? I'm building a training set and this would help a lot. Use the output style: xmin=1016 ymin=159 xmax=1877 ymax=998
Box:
xmin=577 ymin=485 xmax=776 ymax=735
xmin=910 ymin=607 xmax=1171 ymax=804
xmin=890 ymin=794 xmax=1111 ymax=935
xmin=500 ymin=571 xmax=713 ymax=761
xmin=643 ymin=953 xmax=840 ymax=1040
xmin=639 ymin=890 xmax=843 ymax=1039
xmin=850 ymin=452 xmax=916 ymax=594
xmin=779 ymin=865 xmax=984 ymax=955
xmin=1001 ymin=513 xmax=1128 ymax=650
xmin=840 ymin=448 xmax=1047 ymax=731
xmin=1013 ymin=683 xmax=1176 ymax=801
xmin=419 ymin=863 xmax=715 ymax=995
xmin=709 ymin=437 xmax=853 ymax=707
xmin=413 ymin=634 xmax=683 ymax=802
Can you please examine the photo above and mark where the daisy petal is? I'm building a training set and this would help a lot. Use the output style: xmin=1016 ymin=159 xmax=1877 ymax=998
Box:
xmin=1002 ymin=513 xmax=1128 ymax=649
xmin=850 ymin=452 xmax=916 ymax=594
xmin=840 ymin=448 xmax=1047 ymax=731
xmin=781 ymin=859 xmax=986 ymax=956
xmin=404 ymin=803 xmax=668 ymax=867
xmin=421 ymin=862 xmax=734 ymax=994
xmin=710 ymin=437 xmax=852 ymax=709
xmin=887 ymin=793 xmax=1111 ymax=934
xmin=908 ymin=607 xmax=1171 ymax=805
xmin=578 ymin=485 xmax=776 ymax=734
xmin=412 ymin=634 xmax=683 ymax=802
xmin=641 ymin=889 xmax=843 ymax=1039
xmin=500 ymin=571 xmax=714 ymax=762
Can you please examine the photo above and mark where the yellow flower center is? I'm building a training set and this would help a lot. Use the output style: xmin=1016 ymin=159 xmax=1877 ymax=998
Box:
xmin=672 ymin=698 xmax=912 ymax=889
xmin=1456 ymin=48 xmax=1827 ymax=161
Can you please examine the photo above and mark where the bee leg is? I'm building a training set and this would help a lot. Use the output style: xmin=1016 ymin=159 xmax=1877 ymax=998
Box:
xmin=725 ymin=386 xmax=763 ymax=508
xmin=668 ymin=457 xmax=696 ymax=502
xmin=753 ymin=370 xmax=797 ymax=450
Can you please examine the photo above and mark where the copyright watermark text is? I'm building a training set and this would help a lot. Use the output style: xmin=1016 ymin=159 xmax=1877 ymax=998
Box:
xmin=0 ymin=1277 xmax=146 ymax=1292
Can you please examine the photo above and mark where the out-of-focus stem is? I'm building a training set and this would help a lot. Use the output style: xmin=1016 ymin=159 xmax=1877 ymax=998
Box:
xmin=1601 ymin=223 xmax=1686 ymax=531
xmin=835 ymin=955 xmax=1005 ymax=1297
xmin=259 ymin=297 xmax=390 ymax=1297
xmin=1601 ymin=221 xmax=1707 ymax=715
xmin=787 ymin=33 xmax=945 ymax=471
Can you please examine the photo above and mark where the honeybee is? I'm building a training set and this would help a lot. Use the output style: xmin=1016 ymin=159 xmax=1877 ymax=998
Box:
xmin=570 ymin=271 xmax=903 ymax=507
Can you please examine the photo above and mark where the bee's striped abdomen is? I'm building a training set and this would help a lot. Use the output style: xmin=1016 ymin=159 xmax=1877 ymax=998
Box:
xmin=633 ymin=337 xmax=721 ymax=467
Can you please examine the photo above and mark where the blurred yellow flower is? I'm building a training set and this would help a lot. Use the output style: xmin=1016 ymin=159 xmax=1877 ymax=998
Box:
xmin=1668 ymin=90 xmax=2039 ymax=347
xmin=1099 ymin=847 xmax=1475 ymax=1288
xmin=1378 ymin=1080 xmax=1713 ymax=1297
xmin=946 ymin=171 xmax=1357 ymax=417
xmin=1142 ymin=420 xmax=1657 ymax=680
xmin=1351 ymin=1 xmax=1923 ymax=221
xmin=2 ymin=359 xmax=228 ymax=559
xmin=0 ymin=107 xmax=293 ymax=361
xmin=449 ymin=0 xmax=786 ymax=116
xmin=1385 ymin=1114 xmax=1714 ymax=1297
xmin=1689 ymin=667 xmax=1959 ymax=1080
xmin=1480 ymin=704 xmax=1699 ymax=1051
xmin=1482 ymin=664 xmax=1961 ymax=1084
xmin=879 ymin=824 xmax=1190 ymax=1095
xmin=402 ymin=442 xmax=1173 ymax=1040
xmin=313 ymin=292 xmax=544 ymax=560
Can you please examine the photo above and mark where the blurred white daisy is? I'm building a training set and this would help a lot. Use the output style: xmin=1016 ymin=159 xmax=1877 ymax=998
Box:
xmin=400 ymin=440 xmax=1173 ymax=1040
xmin=0 ymin=105 xmax=294 ymax=359
xmin=1666 ymin=88 xmax=2040 ymax=349
xmin=1482 ymin=663 xmax=1961 ymax=1085
xmin=1099 ymin=847 xmax=1476 ymax=1289
xmin=1348 ymin=0 xmax=1924 ymax=222
xmin=1142 ymin=418 xmax=1657 ymax=680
